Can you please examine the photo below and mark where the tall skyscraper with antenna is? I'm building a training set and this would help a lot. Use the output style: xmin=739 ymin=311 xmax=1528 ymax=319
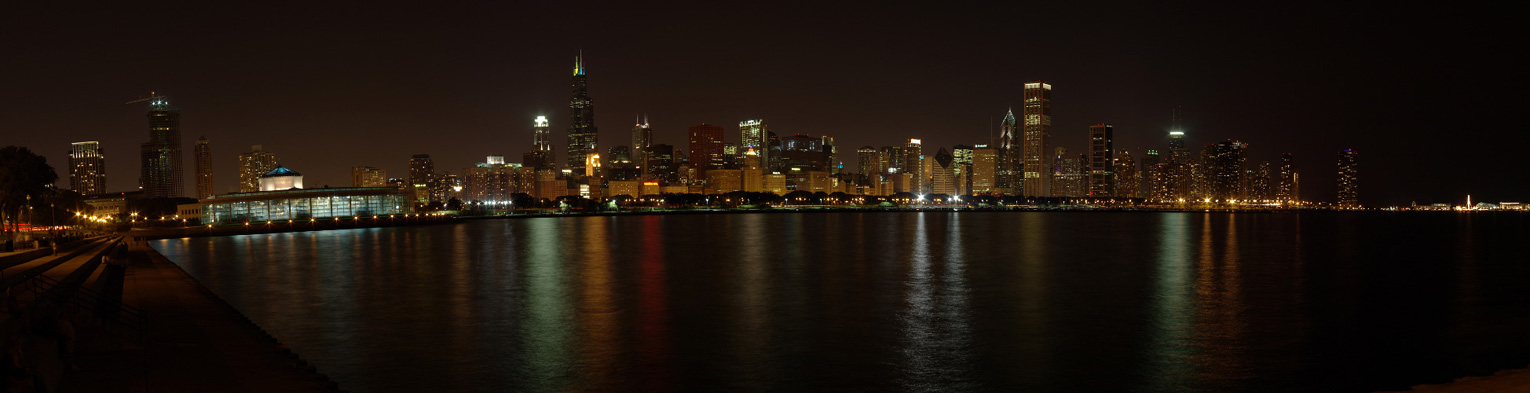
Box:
xmin=566 ymin=52 xmax=599 ymax=173
xmin=632 ymin=115 xmax=651 ymax=172
xmin=138 ymin=96 xmax=184 ymax=198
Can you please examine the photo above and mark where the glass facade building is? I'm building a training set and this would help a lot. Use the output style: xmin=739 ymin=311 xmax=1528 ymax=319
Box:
xmin=201 ymin=187 xmax=411 ymax=225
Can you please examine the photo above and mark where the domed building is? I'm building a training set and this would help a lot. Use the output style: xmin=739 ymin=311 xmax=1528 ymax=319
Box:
xmin=259 ymin=164 xmax=304 ymax=191
xmin=199 ymin=163 xmax=411 ymax=225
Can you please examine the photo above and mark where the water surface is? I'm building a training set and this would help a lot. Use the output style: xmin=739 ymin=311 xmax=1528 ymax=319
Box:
xmin=152 ymin=212 xmax=1530 ymax=392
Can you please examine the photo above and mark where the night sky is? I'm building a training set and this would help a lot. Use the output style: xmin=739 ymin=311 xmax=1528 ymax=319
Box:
xmin=3 ymin=2 xmax=1523 ymax=206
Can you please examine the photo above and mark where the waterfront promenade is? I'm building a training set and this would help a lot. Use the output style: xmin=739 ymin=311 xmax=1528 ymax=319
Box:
xmin=58 ymin=242 xmax=339 ymax=392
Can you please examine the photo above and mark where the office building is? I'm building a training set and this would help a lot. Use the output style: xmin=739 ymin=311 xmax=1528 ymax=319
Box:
xmin=138 ymin=97 xmax=184 ymax=198
xmin=1277 ymin=153 xmax=1297 ymax=202
xmin=352 ymin=166 xmax=388 ymax=187
xmin=688 ymin=123 xmax=726 ymax=172
xmin=566 ymin=52 xmax=599 ymax=173
xmin=971 ymin=145 xmax=997 ymax=194
xmin=1087 ymin=124 xmax=1114 ymax=197
xmin=1022 ymin=82 xmax=1052 ymax=197
xmin=1203 ymin=140 xmax=1248 ymax=201
xmin=740 ymin=120 xmax=768 ymax=171
xmin=1114 ymin=150 xmax=1137 ymax=198
xmin=1337 ymin=149 xmax=1359 ymax=207
xmin=68 ymin=141 xmax=106 ymax=195
xmin=997 ymin=109 xmax=1019 ymax=193
xmin=238 ymin=146 xmax=278 ymax=193
xmin=193 ymin=137 xmax=214 ymax=199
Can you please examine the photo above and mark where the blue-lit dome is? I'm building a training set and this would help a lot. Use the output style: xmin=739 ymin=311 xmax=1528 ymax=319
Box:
xmin=261 ymin=165 xmax=301 ymax=178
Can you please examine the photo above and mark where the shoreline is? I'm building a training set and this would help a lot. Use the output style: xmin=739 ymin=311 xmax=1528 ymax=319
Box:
xmin=67 ymin=242 xmax=345 ymax=391
xmin=122 ymin=206 xmax=1481 ymax=240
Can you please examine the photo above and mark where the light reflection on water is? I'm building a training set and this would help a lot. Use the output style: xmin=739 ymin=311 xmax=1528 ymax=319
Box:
xmin=150 ymin=212 xmax=1530 ymax=393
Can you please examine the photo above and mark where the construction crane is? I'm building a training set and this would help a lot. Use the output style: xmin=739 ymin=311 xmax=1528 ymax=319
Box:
xmin=124 ymin=92 xmax=166 ymax=106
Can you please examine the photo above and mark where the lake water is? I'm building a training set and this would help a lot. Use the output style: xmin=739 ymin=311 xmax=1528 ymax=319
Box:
xmin=151 ymin=212 xmax=1530 ymax=392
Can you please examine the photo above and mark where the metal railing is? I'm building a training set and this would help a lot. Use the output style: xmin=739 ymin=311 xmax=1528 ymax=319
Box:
xmin=22 ymin=269 xmax=144 ymax=344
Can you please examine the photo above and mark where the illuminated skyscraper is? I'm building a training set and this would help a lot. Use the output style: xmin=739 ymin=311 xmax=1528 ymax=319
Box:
xmin=238 ymin=146 xmax=278 ymax=193
xmin=952 ymin=145 xmax=973 ymax=195
xmin=1140 ymin=150 xmax=1160 ymax=199
xmin=740 ymin=120 xmax=768 ymax=170
xmin=997 ymin=109 xmax=1018 ymax=193
xmin=880 ymin=146 xmax=904 ymax=174
xmin=352 ymin=166 xmax=388 ymax=187
xmin=1168 ymin=131 xmax=1188 ymax=162
xmin=646 ymin=144 xmax=678 ymax=185
xmin=530 ymin=116 xmax=553 ymax=168
xmin=409 ymin=154 xmax=434 ymax=185
xmin=931 ymin=148 xmax=955 ymax=196
xmin=566 ymin=52 xmax=599 ymax=172
xmin=1277 ymin=153 xmax=1297 ymax=202
xmin=688 ymin=123 xmax=726 ymax=171
xmin=68 ymin=141 xmax=106 ymax=195
xmin=1205 ymin=140 xmax=1248 ymax=201
xmin=971 ymin=145 xmax=997 ymax=194
xmin=193 ymin=137 xmax=214 ymax=199
xmin=1114 ymin=150 xmax=1137 ymax=198
xmin=1022 ymin=82 xmax=1052 ymax=197
xmin=139 ymin=98 xmax=184 ymax=198
xmin=856 ymin=146 xmax=879 ymax=182
xmin=1337 ymin=149 xmax=1359 ymax=207
xmin=904 ymin=139 xmax=924 ymax=193
xmin=631 ymin=115 xmax=651 ymax=171
xmin=1087 ymin=124 xmax=1114 ymax=197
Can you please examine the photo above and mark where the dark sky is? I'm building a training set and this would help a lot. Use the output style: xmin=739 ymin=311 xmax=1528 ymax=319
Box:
xmin=3 ymin=2 xmax=1524 ymax=206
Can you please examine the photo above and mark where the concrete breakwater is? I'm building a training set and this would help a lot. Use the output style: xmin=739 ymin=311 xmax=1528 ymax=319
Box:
xmin=59 ymin=243 xmax=342 ymax=392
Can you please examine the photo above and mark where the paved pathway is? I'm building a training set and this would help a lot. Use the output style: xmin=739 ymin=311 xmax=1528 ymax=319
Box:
xmin=60 ymin=244 xmax=338 ymax=392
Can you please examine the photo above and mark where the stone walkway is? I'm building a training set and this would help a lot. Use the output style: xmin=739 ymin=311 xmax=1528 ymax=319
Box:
xmin=59 ymin=244 xmax=339 ymax=392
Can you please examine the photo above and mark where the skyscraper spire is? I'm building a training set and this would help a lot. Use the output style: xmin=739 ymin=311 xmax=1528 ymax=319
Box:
xmin=573 ymin=50 xmax=585 ymax=76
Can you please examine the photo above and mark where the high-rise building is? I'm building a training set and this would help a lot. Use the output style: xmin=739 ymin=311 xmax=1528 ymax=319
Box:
xmin=566 ymin=52 xmax=599 ymax=173
xmin=531 ymin=116 xmax=553 ymax=169
xmin=997 ymin=109 xmax=1018 ymax=193
xmin=742 ymin=147 xmax=765 ymax=192
xmin=856 ymin=146 xmax=880 ymax=182
xmin=1277 ymin=153 xmax=1297 ymax=202
xmin=68 ymin=141 xmax=106 ymax=195
xmin=880 ymin=146 xmax=904 ymax=174
xmin=646 ymin=144 xmax=678 ymax=185
xmin=352 ymin=166 xmax=388 ymax=187
xmin=1204 ymin=140 xmax=1249 ymax=202
xmin=1051 ymin=148 xmax=1084 ymax=198
xmin=238 ymin=146 xmax=278 ymax=193
xmin=1168 ymin=131 xmax=1189 ymax=162
xmin=952 ymin=145 xmax=973 ymax=196
xmin=631 ymin=115 xmax=651 ymax=172
xmin=1337 ymin=149 xmax=1359 ymax=207
xmin=821 ymin=135 xmax=838 ymax=174
xmin=1114 ymin=150 xmax=1137 ymax=198
xmin=1022 ymin=82 xmax=1052 ymax=197
xmin=1140 ymin=150 xmax=1160 ymax=199
xmin=688 ymin=123 xmax=726 ymax=172
xmin=931 ymin=148 xmax=955 ymax=196
xmin=904 ymin=139 xmax=924 ymax=194
xmin=740 ymin=120 xmax=768 ymax=171
xmin=1248 ymin=161 xmax=1272 ymax=202
xmin=1087 ymin=124 xmax=1115 ymax=197
xmin=193 ymin=137 xmax=214 ymax=199
xmin=971 ymin=145 xmax=997 ymax=194
xmin=139 ymin=97 xmax=184 ymax=198
xmin=410 ymin=152 xmax=434 ymax=200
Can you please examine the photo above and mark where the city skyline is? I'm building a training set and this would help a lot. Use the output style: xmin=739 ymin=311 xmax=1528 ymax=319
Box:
xmin=3 ymin=3 xmax=1523 ymax=206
